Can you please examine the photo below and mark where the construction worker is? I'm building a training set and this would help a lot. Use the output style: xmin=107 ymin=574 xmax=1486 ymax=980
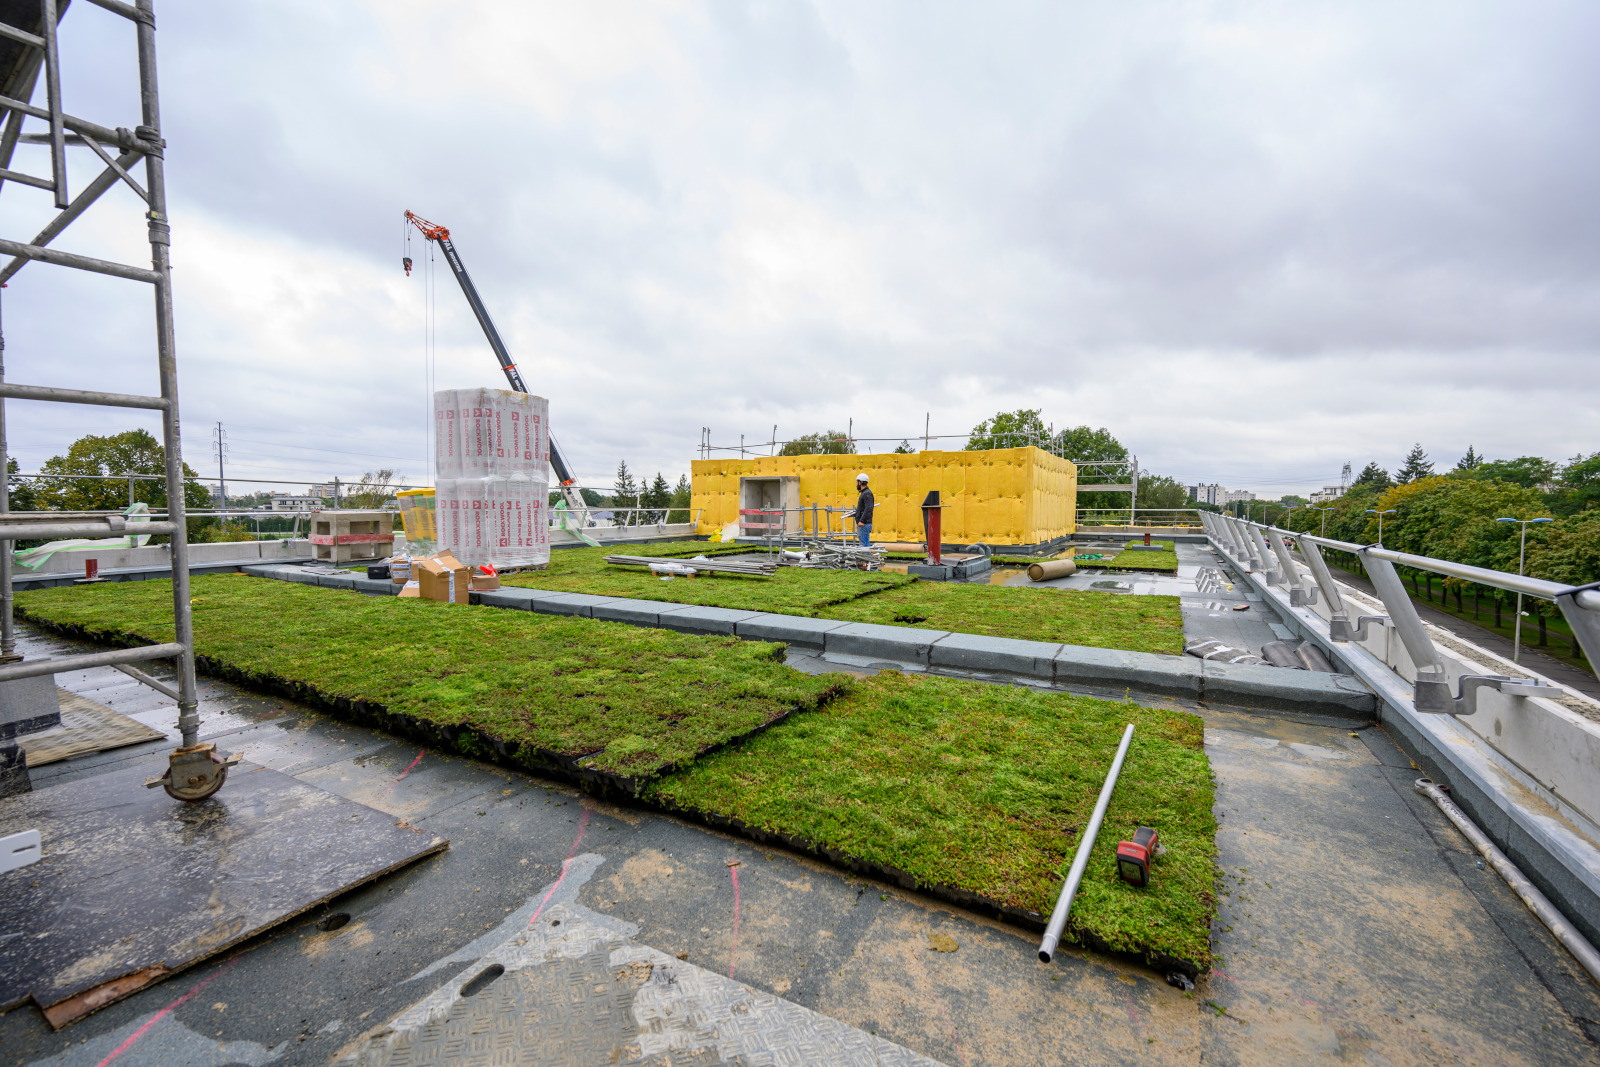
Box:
xmin=852 ymin=473 xmax=874 ymax=546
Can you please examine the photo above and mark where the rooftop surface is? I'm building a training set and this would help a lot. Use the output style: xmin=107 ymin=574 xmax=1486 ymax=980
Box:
xmin=4 ymin=621 xmax=1597 ymax=1065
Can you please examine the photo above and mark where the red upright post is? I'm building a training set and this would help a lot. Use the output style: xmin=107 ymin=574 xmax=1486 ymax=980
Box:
xmin=921 ymin=491 xmax=942 ymax=565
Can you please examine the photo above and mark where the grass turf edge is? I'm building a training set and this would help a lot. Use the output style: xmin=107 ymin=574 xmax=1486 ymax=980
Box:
xmin=13 ymin=606 xmax=844 ymax=798
xmin=643 ymin=790 xmax=1208 ymax=980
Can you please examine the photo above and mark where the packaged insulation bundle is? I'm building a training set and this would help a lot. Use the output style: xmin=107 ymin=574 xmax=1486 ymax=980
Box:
xmin=434 ymin=387 xmax=549 ymax=481
xmin=434 ymin=388 xmax=552 ymax=569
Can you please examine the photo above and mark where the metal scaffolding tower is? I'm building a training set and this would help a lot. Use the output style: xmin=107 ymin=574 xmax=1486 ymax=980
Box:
xmin=0 ymin=0 xmax=234 ymax=801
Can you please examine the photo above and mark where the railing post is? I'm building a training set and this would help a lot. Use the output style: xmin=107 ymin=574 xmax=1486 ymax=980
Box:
xmin=1265 ymin=526 xmax=1314 ymax=605
xmin=1358 ymin=548 xmax=1453 ymax=707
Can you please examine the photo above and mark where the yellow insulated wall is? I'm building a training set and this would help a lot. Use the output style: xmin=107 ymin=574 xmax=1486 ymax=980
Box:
xmin=691 ymin=447 xmax=1076 ymax=546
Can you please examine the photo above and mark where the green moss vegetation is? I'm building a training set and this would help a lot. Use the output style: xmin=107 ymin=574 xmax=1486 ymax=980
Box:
xmin=508 ymin=542 xmax=1183 ymax=652
xmin=1079 ymin=541 xmax=1179 ymax=572
xmin=646 ymin=671 xmax=1217 ymax=972
xmin=15 ymin=575 xmax=839 ymax=780
xmin=816 ymin=582 xmax=1185 ymax=654
xmin=507 ymin=543 xmax=912 ymax=616
xmin=17 ymin=573 xmax=1217 ymax=971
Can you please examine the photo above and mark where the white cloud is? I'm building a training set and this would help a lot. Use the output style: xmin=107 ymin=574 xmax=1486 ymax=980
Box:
xmin=0 ymin=0 xmax=1593 ymax=497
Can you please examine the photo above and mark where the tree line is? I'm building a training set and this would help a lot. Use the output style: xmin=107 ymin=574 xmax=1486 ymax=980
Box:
xmin=1272 ymin=444 xmax=1598 ymax=658
xmin=774 ymin=409 xmax=1192 ymax=511
xmin=598 ymin=462 xmax=692 ymax=525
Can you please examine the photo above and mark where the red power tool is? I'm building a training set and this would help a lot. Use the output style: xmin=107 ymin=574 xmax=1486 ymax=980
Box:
xmin=1116 ymin=827 xmax=1160 ymax=887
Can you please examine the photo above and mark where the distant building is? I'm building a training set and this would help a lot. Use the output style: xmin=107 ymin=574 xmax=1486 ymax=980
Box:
xmin=270 ymin=493 xmax=322 ymax=512
xmin=1188 ymin=483 xmax=1227 ymax=505
xmin=1225 ymin=489 xmax=1256 ymax=504
xmin=1309 ymin=485 xmax=1346 ymax=504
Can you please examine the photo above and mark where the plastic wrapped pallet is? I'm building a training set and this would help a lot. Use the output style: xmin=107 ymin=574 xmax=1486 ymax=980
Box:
xmin=434 ymin=388 xmax=551 ymax=569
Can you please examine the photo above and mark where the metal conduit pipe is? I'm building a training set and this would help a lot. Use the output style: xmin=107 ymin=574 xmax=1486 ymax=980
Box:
xmin=1039 ymin=723 xmax=1135 ymax=963
xmin=1415 ymin=779 xmax=1600 ymax=988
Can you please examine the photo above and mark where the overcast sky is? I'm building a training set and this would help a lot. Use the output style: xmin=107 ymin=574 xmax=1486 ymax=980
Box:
xmin=0 ymin=1 xmax=1595 ymax=497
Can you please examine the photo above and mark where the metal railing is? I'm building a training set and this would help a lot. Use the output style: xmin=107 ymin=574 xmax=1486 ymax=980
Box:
xmin=1199 ymin=511 xmax=1599 ymax=714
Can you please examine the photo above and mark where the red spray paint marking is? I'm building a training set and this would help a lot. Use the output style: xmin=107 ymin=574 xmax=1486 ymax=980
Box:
xmin=95 ymin=956 xmax=238 ymax=1067
xmin=528 ymin=806 xmax=592 ymax=927
xmin=380 ymin=749 xmax=427 ymax=798
xmin=727 ymin=864 xmax=742 ymax=979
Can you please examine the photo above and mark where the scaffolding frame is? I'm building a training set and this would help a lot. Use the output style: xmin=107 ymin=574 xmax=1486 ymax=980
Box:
xmin=0 ymin=0 xmax=232 ymax=800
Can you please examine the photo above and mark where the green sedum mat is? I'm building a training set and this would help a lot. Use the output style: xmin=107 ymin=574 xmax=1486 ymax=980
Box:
xmin=15 ymin=575 xmax=840 ymax=780
xmin=647 ymin=671 xmax=1216 ymax=973
xmin=17 ymin=571 xmax=1215 ymax=972
xmin=507 ymin=543 xmax=1184 ymax=653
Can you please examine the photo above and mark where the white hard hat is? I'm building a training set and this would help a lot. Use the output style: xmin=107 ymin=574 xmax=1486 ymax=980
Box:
xmin=856 ymin=473 xmax=869 ymax=483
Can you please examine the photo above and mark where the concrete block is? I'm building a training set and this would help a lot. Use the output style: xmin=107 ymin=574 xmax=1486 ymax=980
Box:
xmin=825 ymin=622 xmax=950 ymax=665
xmin=592 ymin=599 xmax=685 ymax=627
xmin=529 ymin=593 xmax=616 ymax=618
xmin=477 ymin=588 xmax=570 ymax=611
xmin=1200 ymin=659 xmax=1377 ymax=717
xmin=266 ymin=566 xmax=321 ymax=586
xmin=654 ymin=605 xmax=766 ymax=636
xmin=735 ymin=614 xmax=849 ymax=650
xmin=930 ymin=632 xmax=1062 ymax=679
xmin=314 ymin=573 xmax=357 ymax=591
xmin=0 ymin=675 xmax=61 ymax=743
xmin=351 ymin=577 xmax=397 ymax=596
xmin=1053 ymin=645 xmax=1203 ymax=698
xmin=309 ymin=510 xmax=394 ymax=564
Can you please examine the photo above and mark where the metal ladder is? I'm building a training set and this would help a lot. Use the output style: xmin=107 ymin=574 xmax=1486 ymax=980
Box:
xmin=0 ymin=0 xmax=233 ymax=801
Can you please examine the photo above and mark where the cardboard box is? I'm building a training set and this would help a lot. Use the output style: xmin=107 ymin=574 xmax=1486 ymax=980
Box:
xmin=390 ymin=556 xmax=412 ymax=585
xmin=416 ymin=551 xmax=471 ymax=605
xmin=469 ymin=568 xmax=501 ymax=592
xmin=398 ymin=580 xmax=421 ymax=598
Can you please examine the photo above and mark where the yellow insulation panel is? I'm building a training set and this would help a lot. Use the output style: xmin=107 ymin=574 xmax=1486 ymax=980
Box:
xmin=691 ymin=447 xmax=1076 ymax=545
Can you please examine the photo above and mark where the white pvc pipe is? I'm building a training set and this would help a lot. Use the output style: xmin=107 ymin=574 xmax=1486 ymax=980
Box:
xmin=1415 ymin=779 xmax=1600 ymax=988
xmin=1039 ymin=723 xmax=1135 ymax=962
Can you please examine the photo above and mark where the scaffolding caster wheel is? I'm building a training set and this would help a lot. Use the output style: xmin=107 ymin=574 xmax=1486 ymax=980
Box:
xmin=146 ymin=743 xmax=242 ymax=802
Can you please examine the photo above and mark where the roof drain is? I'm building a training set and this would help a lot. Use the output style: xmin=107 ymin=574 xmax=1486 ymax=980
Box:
xmin=1415 ymin=778 xmax=1600 ymax=987
xmin=1039 ymin=723 xmax=1135 ymax=963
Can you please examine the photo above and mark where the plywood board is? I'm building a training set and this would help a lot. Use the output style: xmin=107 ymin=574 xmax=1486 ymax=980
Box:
xmin=21 ymin=689 xmax=166 ymax=767
xmin=0 ymin=762 xmax=446 ymax=1027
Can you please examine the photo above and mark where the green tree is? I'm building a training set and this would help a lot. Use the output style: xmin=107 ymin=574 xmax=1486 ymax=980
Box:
xmin=669 ymin=474 xmax=692 ymax=523
xmin=346 ymin=468 xmax=397 ymax=510
xmin=779 ymin=431 xmax=855 ymax=456
xmin=893 ymin=440 xmax=914 ymax=454
xmin=1053 ymin=425 xmax=1127 ymax=463
xmin=965 ymin=409 xmax=1048 ymax=451
xmin=1455 ymin=446 xmax=1483 ymax=471
xmin=641 ymin=472 xmax=672 ymax=521
xmin=1134 ymin=473 xmax=1189 ymax=510
xmin=613 ymin=460 xmax=638 ymax=525
xmin=33 ymin=430 xmax=209 ymax=536
xmin=6 ymin=457 xmax=36 ymax=511
xmin=1527 ymin=509 xmax=1600 ymax=587
xmin=1553 ymin=452 xmax=1600 ymax=516
xmin=1352 ymin=462 xmax=1392 ymax=490
xmin=1396 ymin=444 xmax=1434 ymax=483
xmin=1458 ymin=455 xmax=1559 ymax=490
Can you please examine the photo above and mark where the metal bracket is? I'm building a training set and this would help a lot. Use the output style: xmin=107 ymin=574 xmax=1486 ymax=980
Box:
xmin=144 ymin=743 xmax=241 ymax=802
xmin=1289 ymin=585 xmax=1319 ymax=607
xmin=1413 ymin=673 xmax=1560 ymax=716
xmin=1330 ymin=615 xmax=1389 ymax=643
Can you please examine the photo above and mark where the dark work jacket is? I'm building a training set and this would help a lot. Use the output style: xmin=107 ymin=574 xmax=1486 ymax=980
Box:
xmin=853 ymin=487 xmax=875 ymax=526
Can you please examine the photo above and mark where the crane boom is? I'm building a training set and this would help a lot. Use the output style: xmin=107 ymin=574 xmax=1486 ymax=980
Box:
xmin=404 ymin=211 xmax=581 ymax=497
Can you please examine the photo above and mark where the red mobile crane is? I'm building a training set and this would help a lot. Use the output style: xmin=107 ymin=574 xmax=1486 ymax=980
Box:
xmin=403 ymin=211 xmax=588 ymax=516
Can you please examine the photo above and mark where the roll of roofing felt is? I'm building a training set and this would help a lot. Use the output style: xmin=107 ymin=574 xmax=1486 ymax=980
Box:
xmin=1028 ymin=559 xmax=1077 ymax=581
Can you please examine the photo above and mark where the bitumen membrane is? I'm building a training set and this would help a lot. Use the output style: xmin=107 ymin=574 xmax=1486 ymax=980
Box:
xmin=4 ymin=623 xmax=1599 ymax=1065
